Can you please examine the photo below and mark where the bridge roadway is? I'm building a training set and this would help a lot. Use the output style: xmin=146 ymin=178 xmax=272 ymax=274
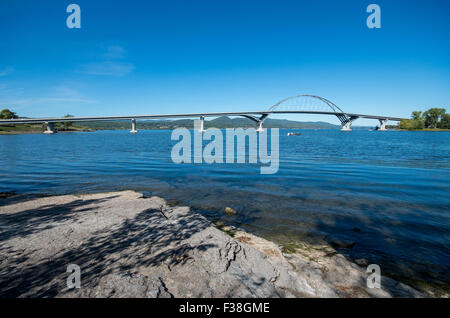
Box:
xmin=0 ymin=110 xmax=406 ymax=133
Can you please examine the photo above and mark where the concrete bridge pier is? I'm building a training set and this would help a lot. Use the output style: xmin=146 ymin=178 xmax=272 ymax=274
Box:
xmin=341 ymin=122 xmax=353 ymax=131
xmin=341 ymin=116 xmax=359 ymax=131
xmin=43 ymin=122 xmax=55 ymax=134
xmin=199 ymin=116 xmax=206 ymax=133
xmin=130 ymin=119 xmax=137 ymax=133
xmin=256 ymin=121 xmax=264 ymax=133
xmin=378 ymin=119 xmax=388 ymax=131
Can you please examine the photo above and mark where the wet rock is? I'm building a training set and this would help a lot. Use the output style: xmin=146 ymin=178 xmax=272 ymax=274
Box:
xmin=0 ymin=191 xmax=16 ymax=199
xmin=224 ymin=207 xmax=237 ymax=216
xmin=355 ymin=258 xmax=369 ymax=267
xmin=222 ymin=226 xmax=233 ymax=232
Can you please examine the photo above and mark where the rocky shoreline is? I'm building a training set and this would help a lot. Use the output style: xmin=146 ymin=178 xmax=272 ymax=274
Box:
xmin=0 ymin=190 xmax=424 ymax=297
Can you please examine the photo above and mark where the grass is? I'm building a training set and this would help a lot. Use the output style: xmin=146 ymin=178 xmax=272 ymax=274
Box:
xmin=0 ymin=124 xmax=44 ymax=134
xmin=281 ymin=243 xmax=300 ymax=254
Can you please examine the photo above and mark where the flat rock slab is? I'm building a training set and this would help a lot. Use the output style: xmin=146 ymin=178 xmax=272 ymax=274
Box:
xmin=0 ymin=191 xmax=422 ymax=298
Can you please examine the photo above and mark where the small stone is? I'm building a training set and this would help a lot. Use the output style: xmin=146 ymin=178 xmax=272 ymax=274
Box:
xmin=222 ymin=226 xmax=232 ymax=232
xmin=224 ymin=207 xmax=237 ymax=216
xmin=355 ymin=258 xmax=369 ymax=267
xmin=215 ymin=221 xmax=225 ymax=228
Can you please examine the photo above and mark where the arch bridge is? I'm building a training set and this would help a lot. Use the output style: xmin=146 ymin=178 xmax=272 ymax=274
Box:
xmin=0 ymin=94 xmax=405 ymax=133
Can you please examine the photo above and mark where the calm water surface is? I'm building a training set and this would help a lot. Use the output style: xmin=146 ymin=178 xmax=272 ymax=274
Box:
xmin=0 ymin=129 xmax=449 ymax=287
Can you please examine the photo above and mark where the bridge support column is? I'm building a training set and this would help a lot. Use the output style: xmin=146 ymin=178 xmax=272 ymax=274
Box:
xmin=256 ymin=121 xmax=264 ymax=133
xmin=43 ymin=122 xmax=55 ymax=134
xmin=378 ymin=119 xmax=387 ymax=131
xmin=341 ymin=122 xmax=352 ymax=131
xmin=130 ymin=119 xmax=137 ymax=133
xmin=340 ymin=116 xmax=359 ymax=131
xmin=199 ymin=116 xmax=205 ymax=133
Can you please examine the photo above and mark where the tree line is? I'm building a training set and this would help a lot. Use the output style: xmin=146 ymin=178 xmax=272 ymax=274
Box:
xmin=399 ymin=108 xmax=450 ymax=130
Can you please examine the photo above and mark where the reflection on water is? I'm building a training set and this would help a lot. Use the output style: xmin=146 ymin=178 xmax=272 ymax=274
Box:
xmin=0 ymin=129 xmax=449 ymax=287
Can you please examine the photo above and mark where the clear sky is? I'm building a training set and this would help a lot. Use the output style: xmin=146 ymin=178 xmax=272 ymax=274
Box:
xmin=1 ymin=0 xmax=449 ymax=125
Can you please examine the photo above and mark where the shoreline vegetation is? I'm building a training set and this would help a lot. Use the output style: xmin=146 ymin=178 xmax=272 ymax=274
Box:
xmin=0 ymin=190 xmax=446 ymax=297
xmin=391 ymin=128 xmax=450 ymax=131
xmin=0 ymin=123 xmax=93 ymax=134
xmin=399 ymin=108 xmax=450 ymax=130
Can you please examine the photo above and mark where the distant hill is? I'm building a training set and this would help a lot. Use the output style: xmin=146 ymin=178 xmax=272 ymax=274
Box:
xmin=206 ymin=116 xmax=339 ymax=129
xmin=78 ymin=116 xmax=341 ymax=130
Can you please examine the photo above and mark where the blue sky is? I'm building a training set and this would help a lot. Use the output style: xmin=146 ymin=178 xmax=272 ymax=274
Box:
xmin=0 ymin=0 xmax=449 ymax=125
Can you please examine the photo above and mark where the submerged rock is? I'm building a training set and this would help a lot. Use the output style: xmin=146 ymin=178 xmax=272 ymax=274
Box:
xmin=355 ymin=258 xmax=369 ymax=267
xmin=224 ymin=207 xmax=237 ymax=216
xmin=330 ymin=239 xmax=356 ymax=249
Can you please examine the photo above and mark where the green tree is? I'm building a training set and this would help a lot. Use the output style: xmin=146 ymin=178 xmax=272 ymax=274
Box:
xmin=411 ymin=111 xmax=422 ymax=121
xmin=63 ymin=114 xmax=74 ymax=129
xmin=398 ymin=120 xmax=409 ymax=130
xmin=414 ymin=119 xmax=425 ymax=129
xmin=0 ymin=108 xmax=18 ymax=119
xmin=438 ymin=113 xmax=450 ymax=129
xmin=423 ymin=108 xmax=446 ymax=128
xmin=399 ymin=119 xmax=424 ymax=130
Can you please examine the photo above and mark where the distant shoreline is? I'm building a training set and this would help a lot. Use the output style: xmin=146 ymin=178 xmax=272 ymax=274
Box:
xmin=0 ymin=123 xmax=93 ymax=135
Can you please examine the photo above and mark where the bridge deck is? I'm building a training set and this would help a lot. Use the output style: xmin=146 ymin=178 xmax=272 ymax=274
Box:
xmin=0 ymin=110 xmax=405 ymax=125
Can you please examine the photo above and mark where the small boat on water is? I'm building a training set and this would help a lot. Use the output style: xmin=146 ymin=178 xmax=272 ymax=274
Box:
xmin=287 ymin=132 xmax=302 ymax=136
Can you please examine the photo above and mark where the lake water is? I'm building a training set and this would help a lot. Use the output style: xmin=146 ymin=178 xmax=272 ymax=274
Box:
xmin=0 ymin=129 xmax=449 ymax=289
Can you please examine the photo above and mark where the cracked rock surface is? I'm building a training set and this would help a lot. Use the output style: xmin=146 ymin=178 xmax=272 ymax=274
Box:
xmin=0 ymin=191 xmax=423 ymax=297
